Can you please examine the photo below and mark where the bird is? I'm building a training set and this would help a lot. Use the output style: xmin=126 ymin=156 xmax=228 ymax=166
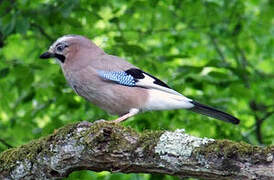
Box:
xmin=40 ymin=34 xmax=240 ymax=124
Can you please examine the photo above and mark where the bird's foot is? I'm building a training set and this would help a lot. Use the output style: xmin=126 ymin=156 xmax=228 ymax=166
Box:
xmin=110 ymin=117 xmax=127 ymax=123
xmin=110 ymin=108 xmax=140 ymax=123
xmin=93 ymin=119 xmax=122 ymax=124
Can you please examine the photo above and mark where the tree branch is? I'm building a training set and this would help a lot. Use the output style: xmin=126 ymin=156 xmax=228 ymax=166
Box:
xmin=0 ymin=121 xmax=273 ymax=179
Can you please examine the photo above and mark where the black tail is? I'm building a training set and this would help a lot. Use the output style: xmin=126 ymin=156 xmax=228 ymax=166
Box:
xmin=190 ymin=101 xmax=240 ymax=124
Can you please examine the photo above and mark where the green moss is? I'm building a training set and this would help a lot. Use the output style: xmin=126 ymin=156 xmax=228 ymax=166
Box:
xmin=198 ymin=140 xmax=255 ymax=158
xmin=0 ymin=136 xmax=48 ymax=172
xmin=0 ymin=122 xmax=79 ymax=173
xmin=82 ymin=121 xmax=164 ymax=157
xmin=83 ymin=121 xmax=139 ymax=152
xmin=197 ymin=140 xmax=265 ymax=159
xmin=51 ymin=122 xmax=79 ymax=140
xmin=194 ymin=139 xmax=274 ymax=171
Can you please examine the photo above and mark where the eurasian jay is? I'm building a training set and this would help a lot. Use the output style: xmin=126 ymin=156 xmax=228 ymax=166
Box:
xmin=40 ymin=35 xmax=240 ymax=124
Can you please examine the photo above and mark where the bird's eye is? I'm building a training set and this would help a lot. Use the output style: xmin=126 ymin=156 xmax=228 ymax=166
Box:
xmin=56 ymin=42 xmax=68 ymax=52
xmin=56 ymin=45 xmax=65 ymax=52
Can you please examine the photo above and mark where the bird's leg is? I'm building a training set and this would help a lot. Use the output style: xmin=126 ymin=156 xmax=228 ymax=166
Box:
xmin=111 ymin=108 xmax=139 ymax=123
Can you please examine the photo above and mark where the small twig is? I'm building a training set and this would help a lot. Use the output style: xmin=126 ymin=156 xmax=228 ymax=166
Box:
xmin=255 ymin=114 xmax=263 ymax=144
xmin=0 ymin=32 xmax=4 ymax=48
xmin=0 ymin=138 xmax=13 ymax=148
xmin=30 ymin=23 xmax=54 ymax=41
xmin=208 ymin=34 xmax=227 ymax=64
xmin=249 ymin=101 xmax=273 ymax=144
xmin=241 ymin=126 xmax=256 ymax=144
xmin=261 ymin=111 xmax=274 ymax=121
xmin=254 ymin=109 xmax=274 ymax=144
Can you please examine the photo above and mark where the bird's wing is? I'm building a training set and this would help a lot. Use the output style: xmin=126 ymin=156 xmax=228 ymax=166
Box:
xmin=96 ymin=67 xmax=240 ymax=124
xmin=97 ymin=68 xmax=182 ymax=96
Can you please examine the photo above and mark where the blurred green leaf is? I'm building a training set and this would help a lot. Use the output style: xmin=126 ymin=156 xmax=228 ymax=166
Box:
xmin=1 ymin=14 xmax=16 ymax=36
xmin=0 ymin=0 xmax=273 ymax=179
xmin=0 ymin=68 xmax=9 ymax=79
xmin=15 ymin=16 xmax=29 ymax=34
xmin=121 ymin=44 xmax=146 ymax=54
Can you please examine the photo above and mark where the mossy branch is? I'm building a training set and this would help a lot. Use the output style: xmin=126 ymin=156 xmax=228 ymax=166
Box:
xmin=0 ymin=121 xmax=273 ymax=179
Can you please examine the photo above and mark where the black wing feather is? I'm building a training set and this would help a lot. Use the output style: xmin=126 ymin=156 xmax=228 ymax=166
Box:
xmin=125 ymin=68 xmax=171 ymax=88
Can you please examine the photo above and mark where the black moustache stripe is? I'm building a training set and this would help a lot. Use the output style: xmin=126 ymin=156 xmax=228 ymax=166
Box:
xmin=54 ymin=54 xmax=66 ymax=63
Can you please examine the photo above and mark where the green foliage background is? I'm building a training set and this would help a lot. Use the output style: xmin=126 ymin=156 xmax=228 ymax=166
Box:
xmin=0 ymin=0 xmax=273 ymax=179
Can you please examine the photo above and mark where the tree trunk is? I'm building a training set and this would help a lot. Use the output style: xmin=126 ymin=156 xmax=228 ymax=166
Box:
xmin=0 ymin=121 xmax=273 ymax=180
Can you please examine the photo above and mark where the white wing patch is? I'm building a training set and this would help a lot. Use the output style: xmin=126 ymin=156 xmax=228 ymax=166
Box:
xmin=142 ymin=89 xmax=194 ymax=111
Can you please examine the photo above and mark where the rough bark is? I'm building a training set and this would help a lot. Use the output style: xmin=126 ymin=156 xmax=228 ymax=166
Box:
xmin=0 ymin=121 xmax=273 ymax=180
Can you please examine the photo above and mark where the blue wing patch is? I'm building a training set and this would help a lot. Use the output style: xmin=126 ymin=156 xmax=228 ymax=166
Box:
xmin=97 ymin=70 xmax=136 ymax=86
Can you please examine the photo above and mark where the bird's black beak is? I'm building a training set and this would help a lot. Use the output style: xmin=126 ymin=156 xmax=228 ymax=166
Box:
xmin=40 ymin=51 xmax=54 ymax=59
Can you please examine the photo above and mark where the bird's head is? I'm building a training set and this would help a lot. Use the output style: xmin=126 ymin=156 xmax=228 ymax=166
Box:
xmin=40 ymin=35 xmax=104 ymax=65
